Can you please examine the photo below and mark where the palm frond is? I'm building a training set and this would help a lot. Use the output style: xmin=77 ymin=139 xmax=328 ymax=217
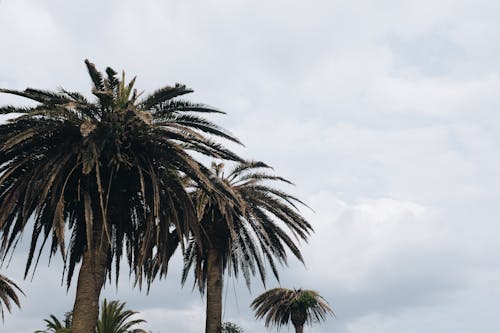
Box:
xmin=84 ymin=59 xmax=105 ymax=91
xmin=139 ymin=84 xmax=193 ymax=110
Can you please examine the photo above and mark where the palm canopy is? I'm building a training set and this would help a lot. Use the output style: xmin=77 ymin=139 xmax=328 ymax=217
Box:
xmin=0 ymin=60 xmax=242 ymax=286
xmin=35 ymin=299 xmax=148 ymax=333
xmin=0 ymin=273 xmax=23 ymax=321
xmin=34 ymin=312 xmax=72 ymax=333
xmin=251 ymin=288 xmax=334 ymax=330
xmin=96 ymin=299 xmax=148 ymax=333
xmin=180 ymin=161 xmax=313 ymax=291
xmin=221 ymin=322 xmax=244 ymax=333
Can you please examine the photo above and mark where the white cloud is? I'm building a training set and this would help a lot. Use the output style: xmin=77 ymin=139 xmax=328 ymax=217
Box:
xmin=299 ymin=193 xmax=457 ymax=304
xmin=2 ymin=1 xmax=500 ymax=332
xmin=139 ymin=304 xmax=205 ymax=333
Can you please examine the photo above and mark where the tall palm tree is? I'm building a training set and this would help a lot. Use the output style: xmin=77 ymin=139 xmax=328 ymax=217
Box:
xmin=0 ymin=60 xmax=241 ymax=333
xmin=251 ymin=288 xmax=334 ymax=333
xmin=0 ymin=273 xmax=23 ymax=321
xmin=178 ymin=162 xmax=312 ymax=333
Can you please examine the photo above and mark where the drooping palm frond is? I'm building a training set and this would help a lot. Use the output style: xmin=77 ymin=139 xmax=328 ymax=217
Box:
xmin=179 ymin=161 xmax=312 ymax=292
xmin=0 ymin=273 xmax=23 ymax=321
xmin=0 ymin=59 xmax=243 ymax=288
xmin=251 ymin=288 xmax=333 ymax=330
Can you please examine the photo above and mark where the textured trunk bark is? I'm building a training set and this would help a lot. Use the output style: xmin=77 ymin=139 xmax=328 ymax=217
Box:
xmin=205 ymin=248 xmax=223 ymax=333
xmin=295 ymin=325 xmax=304 ymax=333
xmin=71 ymin=242 xmax=108 ymax=333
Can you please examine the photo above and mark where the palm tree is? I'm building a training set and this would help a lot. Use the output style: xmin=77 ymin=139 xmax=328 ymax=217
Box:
xmin=0 ymin=60 xmax=241 ymax=333
xmin=221 ymin=322 xmax=244 ymax=333
xmin=178 ymin=162 xmax=312 ymax=333
xmin=251 ymin=288 xmax=334 ymax=333
xmin=36 ymin=299 xmax=148 ymax=333
xmin=96 ymin=299 xmax=148 ymax=333
xmin=0 ymin=273 xmax=23 ymax=321
xmin=34 ymin=312 xmax=72 ymax=333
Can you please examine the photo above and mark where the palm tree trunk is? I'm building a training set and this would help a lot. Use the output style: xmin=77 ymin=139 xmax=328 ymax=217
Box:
xmin=205 ymin=247 xmax=223 ymax=333
xmin=294 ymin=325 xmax=304 ymax=333
xmin=71 ymin=240 xmax=108 ymax=333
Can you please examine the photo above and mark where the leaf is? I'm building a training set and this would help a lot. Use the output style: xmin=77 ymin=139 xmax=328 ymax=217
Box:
xmin=84 ymin=59 xmax=105 ymax=90
xmin=53 ymin=191 xmax=66 ymax=259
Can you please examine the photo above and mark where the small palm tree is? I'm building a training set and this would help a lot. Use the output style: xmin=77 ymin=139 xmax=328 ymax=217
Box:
xmin=251 ymin=288 xmax=334 ymax=333
xmin=221 ymin=322 xmax=244 ymax=333
xmin=96 ymin=299 xmax=148 ymax=333
xmin=34 ymin=312 xmax=72 ymax=333
xmin=36 ymin=299 xmax=149 ymax=333
xmin=0 ymin=273 xmax=23 ymax=321
xmin=178 ymin=162 xmax=312 ymax=333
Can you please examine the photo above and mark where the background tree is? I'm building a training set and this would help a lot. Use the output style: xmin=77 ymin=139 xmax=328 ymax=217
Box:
xmin=251 ymin=288 xmax=334 ymax=333
xmin=179 ymin=162 xmax=312 ymax=333
xmin=221 ymin=322 xmax=244 ymax=333
xmin=36 ymin=299 xmax=148 ymax=333
xmin=0 ymin=273 xmax=23 ymax=321
xmin=96 ymin=299 xmax=149 ymax=333
xmin=34 ymin=312 xmax=72 ymax=333
xmin=0 ymin=60 xmax=241 ymax=333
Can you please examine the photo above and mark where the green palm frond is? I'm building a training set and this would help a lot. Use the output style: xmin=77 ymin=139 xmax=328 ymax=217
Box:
xmin=35 ymin=301 xmax=148 ymax=333
xmin=96 ymin=299 xmax=148 ymax=333
xmin=139 ymin=84 xmax=193 ymax=110
xmin=251 ymin=288 xmax=334 ymax=329
xmin=34 ymin=313 xmax=72 ymax=333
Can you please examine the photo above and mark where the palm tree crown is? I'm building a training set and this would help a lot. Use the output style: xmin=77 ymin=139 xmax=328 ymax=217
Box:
xmin=34 ymin=312 xmax=72 ymax=333
xmin=35 ymin=299 xmax=148 ymax=333
xmin=182 ymin=161 xmax=312 ymax=290
xmin=221 ymin=322 xmax=244 ymax=333
xmin=96 ymin=299 xmax=148 ymax=333
xmin=0 ymin=60 xmax=242 ymax=332
xmin=251 ymin=288 xmax=334 ymax=332
xmin=0 ymin=59 xmax=241 ymax=285
xmin=0 ymin=273 xmax=23 ymax=321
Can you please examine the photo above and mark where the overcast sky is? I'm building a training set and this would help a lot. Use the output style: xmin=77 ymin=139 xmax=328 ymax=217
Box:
xmin=1 ymin=0 xmax=500 ymax=332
